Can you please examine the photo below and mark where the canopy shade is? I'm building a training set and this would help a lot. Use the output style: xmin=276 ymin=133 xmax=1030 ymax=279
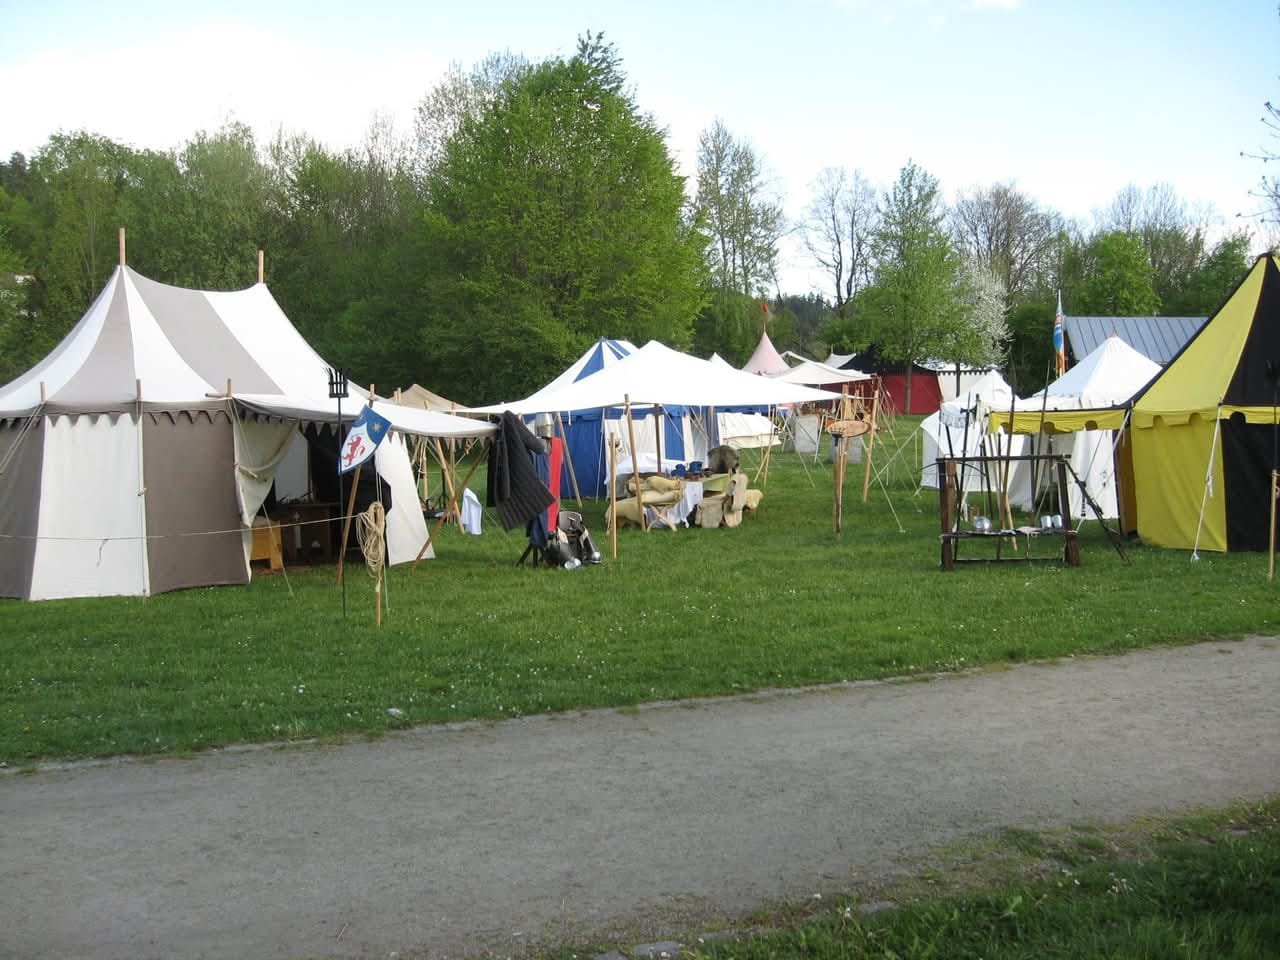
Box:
xmin=770 ymin=357 xmax=872 ymax=386
xmin=474 ymin=340 xmax=841 ymax=414
xmin=235 ymin=394 xmax=495 ymax=440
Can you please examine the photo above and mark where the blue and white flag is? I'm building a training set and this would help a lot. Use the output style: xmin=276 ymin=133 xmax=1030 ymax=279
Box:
xmin=337 ymin=405 xmax=393 ymax=475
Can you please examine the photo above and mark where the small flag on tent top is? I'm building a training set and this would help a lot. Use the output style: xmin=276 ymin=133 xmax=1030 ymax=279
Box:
xmin=1053 ymin=291 xmax=1066 ymax=377
xmin=337 ymin=405 xmax=392 ymax=475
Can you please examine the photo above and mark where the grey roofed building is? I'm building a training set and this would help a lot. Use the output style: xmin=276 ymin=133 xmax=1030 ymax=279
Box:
xmin=1064 ymin=315 xmax=1206 ymax=366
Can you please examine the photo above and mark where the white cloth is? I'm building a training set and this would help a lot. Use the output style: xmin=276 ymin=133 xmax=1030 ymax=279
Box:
xmin=461 ymin=488 xmax=483 ymax=535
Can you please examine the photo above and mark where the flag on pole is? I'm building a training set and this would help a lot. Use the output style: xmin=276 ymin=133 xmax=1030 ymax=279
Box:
xmin=1053 ymin=290 xmax=1066 ymax=377
xmin=337 ymin=404 xmax=393 ymax=475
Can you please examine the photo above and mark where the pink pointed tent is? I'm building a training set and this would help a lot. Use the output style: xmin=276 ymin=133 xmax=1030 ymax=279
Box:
xmin=742 ymin=330 xmax=788 ymax=375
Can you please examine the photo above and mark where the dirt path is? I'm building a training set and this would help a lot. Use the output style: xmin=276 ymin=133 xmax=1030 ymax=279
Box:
xmin=3 ymin=636 xmax=1278 ymax=960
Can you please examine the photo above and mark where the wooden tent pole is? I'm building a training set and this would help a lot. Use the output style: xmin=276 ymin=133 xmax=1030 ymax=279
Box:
xmin=412 ymin=449 xmax=485 ymax=570
xmin=834 ymin=387 xmax=849 ymax=534
xmin=556 ymin=411 xmax=584 ymax=507
xmin=624 ymin=395 xmax=646 ymax=531
xmin=335 ymin=465 xmax=362 ymax=585
xmin=336 ymin=384 xmax=379 ymax=584
xmin=609 ymin=436 xmax=619 ymax=559
xmin=118 ymin=227 xmax=126 ymax=266
xmin=654 ymin=404 xmax=664 ymax=474
xmin=433 ymin=437 xmax=461 ymax=529
xmin=257 ymin=249 xmax=264 ymax=284
xmin=861 ymin=387 xmax=879 ymax=503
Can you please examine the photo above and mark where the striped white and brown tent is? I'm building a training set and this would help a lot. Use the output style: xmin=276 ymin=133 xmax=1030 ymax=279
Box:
xmin=0 ymin=265 xmax=494 ymax=601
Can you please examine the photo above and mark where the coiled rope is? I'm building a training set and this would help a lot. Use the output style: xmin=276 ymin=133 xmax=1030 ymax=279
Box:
xmin=356 ymin=501 xmax=386 ymax=578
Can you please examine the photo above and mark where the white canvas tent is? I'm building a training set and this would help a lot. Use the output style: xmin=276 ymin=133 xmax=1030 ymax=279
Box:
xmin=472 ymin=338 xmax=689 ymax=497
xmin=1006 ymin=335 xmax=1160 ymax=521
xmin=477 ymin=340 xmax=840 ymax=415
xmin=0 ymin=265 xmax=494 ymax=601
xmin=919 ymin=370 xmax=1025 ymax=495
xmin=474 ymin=340 xmax=839 ymax=484
xmin=770 ymin=357 xmax=872 ymax=387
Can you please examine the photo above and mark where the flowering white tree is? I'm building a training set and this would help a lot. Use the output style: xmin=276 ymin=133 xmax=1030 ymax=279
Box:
xmin=951 ymin=258 xmax=1009 ymax=367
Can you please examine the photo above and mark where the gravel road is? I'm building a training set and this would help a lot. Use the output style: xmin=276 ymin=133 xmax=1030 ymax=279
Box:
xmin=3 ymin=635 xmax=1278 ymax=960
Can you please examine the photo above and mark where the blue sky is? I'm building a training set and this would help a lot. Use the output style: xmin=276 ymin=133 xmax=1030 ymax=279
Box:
xmin=2 ymin=0 xmax=1276 ymax=292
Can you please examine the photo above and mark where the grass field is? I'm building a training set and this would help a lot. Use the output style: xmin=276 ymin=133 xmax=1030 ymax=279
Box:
xmin=671 ymin=798 xmax=1280 ymax=960
xmin=2 ymin=422 xmax=1277 ymax=762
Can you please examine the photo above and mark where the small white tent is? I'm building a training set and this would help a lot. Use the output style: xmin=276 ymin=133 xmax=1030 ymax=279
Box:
xmin=0 ymin=265 xmax=493 ymax=601
xmin=919 ymin=370 xmax=1025 ymax=495
xmin=1007 ymin=335 xmax=1160 ymax=520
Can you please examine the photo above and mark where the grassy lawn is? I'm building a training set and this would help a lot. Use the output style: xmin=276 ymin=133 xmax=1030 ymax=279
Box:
xmin=2 ymin=422 xmax=1276 ymax=762
xmin=668 ymin=797 xmax=1280 ymax=960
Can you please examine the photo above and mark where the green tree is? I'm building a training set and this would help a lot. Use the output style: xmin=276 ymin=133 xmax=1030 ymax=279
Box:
xmin=1074 ymin=231 xmax=1160 ymax=315
xmin=25 ymin=132 xmax=135 ymax=358
xmin=1162 ymin=231 xmax=1252 ymax=316
xmin=694 ymin=120 xmax=783 ymax=299
xmin=0 ymin=226 xmax=32 ymax=384
xmin=856 ymin=161 xmax=969 ymax=409
xmin=1005 ymin=300 xmax=1056 ymax=394
xmin=950 ymin=181 xmax=1062 ymax=306
xmin=420 ymin=34 xmax=707 ymax=404
xmin=264 ymin=122 xmax=428 ymax=391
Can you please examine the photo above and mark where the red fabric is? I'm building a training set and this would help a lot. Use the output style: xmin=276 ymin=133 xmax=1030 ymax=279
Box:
xmin=547 ymin=437 xmax=563 ymax=530
xmin=879 ymin=371 xmax=942 ymax=414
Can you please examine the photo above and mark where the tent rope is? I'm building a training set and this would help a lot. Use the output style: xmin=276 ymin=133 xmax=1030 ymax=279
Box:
xmin=0 ymin=402 xmax=46 ymax=476
xmin=1190 ymin=407 xmax=1223 ymax=561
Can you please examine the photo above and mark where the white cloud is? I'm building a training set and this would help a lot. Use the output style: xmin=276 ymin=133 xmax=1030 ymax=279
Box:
xmin=0 ymin=19 xmax=438 ymax=157
xmin=967 ymin=0 xmax=1022 ymax=9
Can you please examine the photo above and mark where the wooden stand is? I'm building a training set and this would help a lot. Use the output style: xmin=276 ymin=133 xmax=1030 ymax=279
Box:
xmin=938 ymin=454 xmax=1080 ymax=571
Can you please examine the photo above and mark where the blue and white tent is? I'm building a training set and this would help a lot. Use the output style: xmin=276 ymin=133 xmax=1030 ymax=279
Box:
xmin=477 ymin=340 xmax=840 ymax=496
xmin=476 ymin=338 xmax=693 ymax=497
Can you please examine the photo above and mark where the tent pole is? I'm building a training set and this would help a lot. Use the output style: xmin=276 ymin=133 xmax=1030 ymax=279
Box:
xmin=624 ymin=395 xmax=646 ymax=531
xmin=118 ymin=227 xmax=126 ymax=266
xmin=412 ymin=447 xmax=485 ymax=570
xmin=433 ymin=437 xmax=461 ymax=530
xmin=555 ymin=411 xmax=583 ymax=507
xmin=335 ymin=465 xmax=362 ymax=585
xmin=609 ymin=436 xmax=619 ymax=559
xmin=257 ymin=249 xmax=264 ymax=284
xmin=861 ymin=386 xmax=879 ymax=503
xmin=1269 ymin=470 xmax=1278 ymax=582
xmin=834 ymin=387 xmax=849 ymax=534
xmin=654 ymin=404 xmax=664 ymax=474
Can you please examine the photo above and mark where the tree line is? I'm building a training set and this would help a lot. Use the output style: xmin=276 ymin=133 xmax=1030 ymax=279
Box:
xmin=0 ymin=33 xmax=1265 ymax=406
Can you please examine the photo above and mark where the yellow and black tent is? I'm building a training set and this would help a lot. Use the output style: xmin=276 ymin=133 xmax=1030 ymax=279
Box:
xmin=1128 ymin=253 xmax=1280 ymax=552
xmin=990 ymin=253 xmax=1280 ymax=553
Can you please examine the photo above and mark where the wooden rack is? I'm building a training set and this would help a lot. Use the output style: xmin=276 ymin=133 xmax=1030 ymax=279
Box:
xmin=938 ymin=454 xmax=1081 ymax=571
